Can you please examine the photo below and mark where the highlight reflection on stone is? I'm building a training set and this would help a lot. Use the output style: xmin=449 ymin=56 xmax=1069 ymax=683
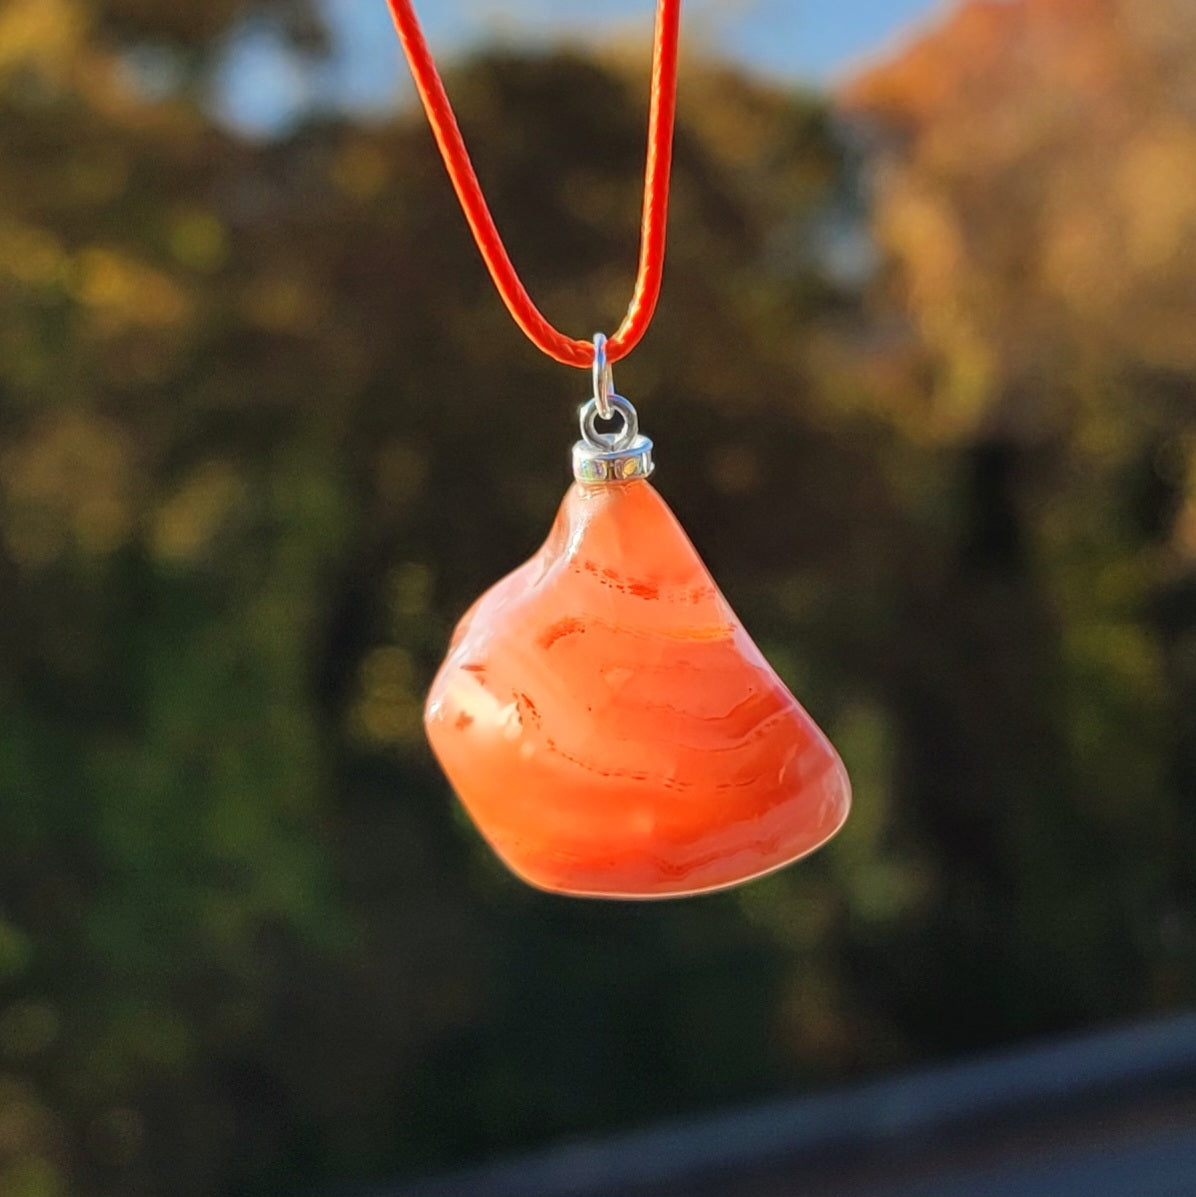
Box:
xmin=425 ymin=479 xmax=851 ymax=898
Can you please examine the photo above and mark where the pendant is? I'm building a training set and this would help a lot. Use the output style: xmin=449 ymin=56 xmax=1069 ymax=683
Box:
xmin=425 ymin=371 xmax=850 ymax=899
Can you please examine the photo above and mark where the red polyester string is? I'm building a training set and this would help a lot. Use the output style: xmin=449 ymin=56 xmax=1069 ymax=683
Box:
xmin=384 ymin=0 xmax=680 ymax=368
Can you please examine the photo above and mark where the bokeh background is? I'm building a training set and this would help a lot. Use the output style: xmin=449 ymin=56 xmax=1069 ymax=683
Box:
xmin=1 ymin=0 xmax=1195 ymax=1193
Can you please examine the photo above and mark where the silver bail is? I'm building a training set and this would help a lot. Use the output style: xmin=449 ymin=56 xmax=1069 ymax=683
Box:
xmin=573 ymin=333 xmax=653 ymax=483
xmin=572 ymin=391 xmax=654 ymax=484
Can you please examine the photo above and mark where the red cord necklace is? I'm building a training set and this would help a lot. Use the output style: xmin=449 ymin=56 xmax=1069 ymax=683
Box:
xmin=384 ymin=0 xmax=679 ymax=369
xmin=388 ymin=1 xmax=851 ymax=900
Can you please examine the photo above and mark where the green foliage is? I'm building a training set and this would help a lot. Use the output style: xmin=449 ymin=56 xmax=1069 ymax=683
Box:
xmin=0 ymin=1 xmax=1193 ymax=1194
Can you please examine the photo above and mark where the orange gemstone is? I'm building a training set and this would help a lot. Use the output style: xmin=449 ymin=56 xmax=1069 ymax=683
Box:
xmin=425 ymin=479 xmax=850 ymax=898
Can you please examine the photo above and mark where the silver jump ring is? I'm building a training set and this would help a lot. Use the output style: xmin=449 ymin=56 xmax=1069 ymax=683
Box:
xmin=591 ymin=332 xmax=614 ymax=421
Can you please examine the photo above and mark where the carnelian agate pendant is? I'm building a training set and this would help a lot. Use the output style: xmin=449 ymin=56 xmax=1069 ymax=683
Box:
xmin=425 ymin=390 xmax=850 ymax=898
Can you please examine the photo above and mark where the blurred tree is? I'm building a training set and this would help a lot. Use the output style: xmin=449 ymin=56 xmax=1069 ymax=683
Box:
xmin=0 ymin=3 xmax=349 ymax=1193
xmin=840 ymin=0 xmax=1196 ymax=1046
xmin=844 ymin=0 xmax=1196 ymax=432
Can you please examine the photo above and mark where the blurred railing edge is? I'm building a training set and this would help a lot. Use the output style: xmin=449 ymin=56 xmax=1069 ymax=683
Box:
xmin=319 ymin=1009 xmax=1196 ymax=1197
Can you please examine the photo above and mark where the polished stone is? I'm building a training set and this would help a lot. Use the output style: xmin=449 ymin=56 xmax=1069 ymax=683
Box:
xmin=425 ymin=479 xmax=850 ymax=898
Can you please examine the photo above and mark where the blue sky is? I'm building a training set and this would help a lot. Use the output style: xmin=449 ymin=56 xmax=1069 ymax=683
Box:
xmin=216 ymin=0 xmax=948 ymax=135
